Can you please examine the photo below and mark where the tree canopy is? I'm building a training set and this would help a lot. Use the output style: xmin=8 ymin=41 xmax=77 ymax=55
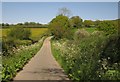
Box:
xmin=49 ymin=15 xmax=72 ymax=39
xmin=70 ymin=16 xmax=83 ymax=28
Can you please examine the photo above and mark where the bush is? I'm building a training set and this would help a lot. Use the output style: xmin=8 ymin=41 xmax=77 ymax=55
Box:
xmin=100 ymin=34 xmax=120 ymax=64
xmin=91 ymin=31 xmax=104 ymax=36
xmin=2 ymin=37 xmax=32 ymax=56
xmin=2 ymin=27 xmax=32 ymax=56
xmin=7 ymin=26 xmax=31 ymax=40
xmin=74 ymin=29 xmax=90 ymax=41
xmin=102 ymin=70 xmax=120 ymax=80
xmin=2 ymin=37 xmax=16 ymax=56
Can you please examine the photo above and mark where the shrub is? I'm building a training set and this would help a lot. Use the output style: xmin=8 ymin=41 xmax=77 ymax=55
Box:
xmin=14 ymin=40 xmax=32 ymax=46
xmin=2 ymin=27 xmax=32 ymax=56
xmin=91 ymin=31 xmax=104 ymax=36
xmin=7 ymin=26 xmax=31 ymax=40
xmin=100 ymin=34 xmax=120 ymax=64
xmin=102 ymin=70 xmax=120 ymax=80
xmin=74 ymin=29 xmax=90 ymax=41
xmin=2 ymin=37 xmax=16 ymax=56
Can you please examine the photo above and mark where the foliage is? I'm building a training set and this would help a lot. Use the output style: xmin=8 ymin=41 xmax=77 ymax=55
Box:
xmin=84 ymin=20 xmax=94 ymax=27
xmin=97 ymin=20 xmax=118 ymax=35
xmin=1 ymin=28 xmax=48 ymax=40
xmin=7 ymin=27 xmax=31 ymax=40
xmin=74 ymin=29 xmax=90 ymax=41
xmin=70 ymin=16 xmax=83 ymax=28
xmin=84 ymin=28 xmax=97 ymax=33
xmin=2 ymin=27 xmax=31 ymax=56
xmin=2 ymin=37 xmax=32 ymax=56
xmin=91 ymin=31 xmax=105 ymax=37
xmin=100 ymin=34 xmax=120 ymax=63
xmin=2 ymin=27 xmax=48 ymax=56
xmin=2 ymin=38 xmax=44 ymax=82
xmin=49 ymin=15 xmax=72 ymax=39
xmin=52 ymin=29 xmax=120 ymax=80
xmin=2 ymin=22 xmax=48 ymax=28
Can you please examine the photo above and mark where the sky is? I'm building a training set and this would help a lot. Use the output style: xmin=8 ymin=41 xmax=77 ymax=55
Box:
xmin=1 ymin=0 xmax=120 ymax=2
xmin=2 ymin=2 xmax=119 ymax=24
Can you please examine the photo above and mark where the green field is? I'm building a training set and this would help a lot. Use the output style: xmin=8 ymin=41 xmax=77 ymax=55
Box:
xmin=30 ymin=28 xmax=48 ymax=38
xmin=0 ymin=28 xmax=48 ymax=39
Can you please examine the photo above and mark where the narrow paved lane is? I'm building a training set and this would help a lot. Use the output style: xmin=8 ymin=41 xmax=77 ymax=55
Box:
xmin=14 ymin=37 xmax=69 ymax=80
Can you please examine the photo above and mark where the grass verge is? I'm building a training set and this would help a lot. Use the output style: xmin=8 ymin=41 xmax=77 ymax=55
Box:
xmin=2 ymin=37 xmax=45 ymax=82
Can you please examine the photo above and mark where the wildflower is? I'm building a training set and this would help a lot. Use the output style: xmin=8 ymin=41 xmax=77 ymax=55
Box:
xmin=98 ymin=60 xmax=101 ymax=63
xmin=98 ymin=75 xmax=101 ymax=77
xmin=108 ymin=57 xmax=110 ymax=60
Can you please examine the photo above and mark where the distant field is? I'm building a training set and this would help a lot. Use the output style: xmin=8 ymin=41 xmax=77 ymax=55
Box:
xmin=30 ymin=28 xmax=48 ymax=39
xmin=0 ymin=28 xmax=48 ymax=39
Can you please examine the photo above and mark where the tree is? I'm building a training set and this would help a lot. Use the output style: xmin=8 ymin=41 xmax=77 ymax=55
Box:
xmin=17 ymin=23 xmax=23 ymax=25
xmin=94 ymin=20 xmax=101 ymax=27
xmin=6 ymin=23 xmax=9 ymax=26
xmin=29 ymin=22 xmax=36 ymax=25
xmin=2 ymin=23 xmax=4 ymax=26
xmin=97 ymin=21 xmax=117 ymax=35
xmin=24 ymin=22 xmax=29 ymax=25
xmin=58 ymin=7 xmax=72 ymax=17
xmin=49 ymin=15 xmax=72 ymax=39
xmin=84 ymin=20 xmax=94 ymax=27
xmin=70 ymin=16 xmax=83 ymax=28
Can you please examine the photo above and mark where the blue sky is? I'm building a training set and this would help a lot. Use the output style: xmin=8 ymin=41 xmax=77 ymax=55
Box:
xmin=1 ymin=0 xmax=120 ymax=2
xmin=2 ymin=2 xmax=118 ymax=24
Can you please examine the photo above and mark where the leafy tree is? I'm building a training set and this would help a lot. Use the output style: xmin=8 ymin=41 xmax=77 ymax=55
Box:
xmin=6 ymin=23 xmax=9 ymax=26
xmin=84 ymin=20 xmax=94 ymax=27
xmin=29 ymin=22 xmax=36 ymax=25
xmin=70 ymin=16 xmax=83 ymax=28
xmin=97 ymin=21 xmax=117 ymax=35
xmin=49 ymin=15 xmax=72 ymax=39
xmin=24 ymin=22 xmax=29 ymax=25
xmin=94 ymin=20 xmax=101 ymax=27
xmin=17 ymin=23 xmax=23 ymax=25
xmin=2 ymin=23 xmax=5 ymax=26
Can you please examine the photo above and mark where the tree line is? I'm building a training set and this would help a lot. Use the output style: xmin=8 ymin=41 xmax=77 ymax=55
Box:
xmin=49 ymin=14 xmax=119 ymax=39
xmin=1 ymin=22 xmax=48 ymax=28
